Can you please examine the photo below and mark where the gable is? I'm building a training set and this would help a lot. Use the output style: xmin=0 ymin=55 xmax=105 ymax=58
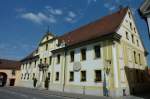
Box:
xmin=117 ymin=8 xmax=146 ymax=51
xmin=39 ymin=33 xmax=55 ymax=45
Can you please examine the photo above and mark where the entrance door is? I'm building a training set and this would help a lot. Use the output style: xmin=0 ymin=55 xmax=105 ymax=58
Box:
xmin=9 ymin=79 xmax=15 ymax=86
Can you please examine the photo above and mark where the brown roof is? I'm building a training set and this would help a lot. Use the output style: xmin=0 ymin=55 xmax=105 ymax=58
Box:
xmin=59 ymin=8 xmax=128 ymax=46
xmin=21 ymin=51 xmax=39 ymax=62
xmin=0 ymin=59 xmax=21 ymax=70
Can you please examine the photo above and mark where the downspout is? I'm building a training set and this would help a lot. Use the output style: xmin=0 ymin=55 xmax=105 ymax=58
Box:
xmin=63 ymin=45 xmax=67 ymax=92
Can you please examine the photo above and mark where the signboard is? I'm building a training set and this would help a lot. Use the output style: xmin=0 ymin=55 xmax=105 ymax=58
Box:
xmin=73 ymin=62 xmax=81 ymax=72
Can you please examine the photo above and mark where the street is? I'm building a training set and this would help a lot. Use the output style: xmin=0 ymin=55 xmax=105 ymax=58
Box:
xmin=0 ymin=87 xmax=150 ymax=99
xmin=0 ymin=87 xmax=74 ymax=99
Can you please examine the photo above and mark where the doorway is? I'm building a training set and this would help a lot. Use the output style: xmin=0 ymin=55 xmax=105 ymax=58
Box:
xmin=0 ymin=72 xmax=7 ymax=86
xmin=9 ymin=79 xmax=15 ymax=86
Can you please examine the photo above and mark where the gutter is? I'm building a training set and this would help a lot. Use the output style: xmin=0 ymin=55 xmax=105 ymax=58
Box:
xmin=63 ymin=44 xmax=67 ymax=92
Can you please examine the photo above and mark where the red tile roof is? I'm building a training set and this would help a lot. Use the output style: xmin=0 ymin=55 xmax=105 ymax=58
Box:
xmin=59 ymin=8 xmax=128 ymax=46
xmin=0 ymin=59 xmax=21 ymax=70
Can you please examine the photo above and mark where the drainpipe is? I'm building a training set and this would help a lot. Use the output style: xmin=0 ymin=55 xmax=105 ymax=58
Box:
xmin=63 ymin=45 xmax=67 ymax=92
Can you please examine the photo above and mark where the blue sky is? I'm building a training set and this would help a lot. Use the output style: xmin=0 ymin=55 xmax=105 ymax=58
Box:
xmin=0 ymin=0 xmax=150 ymax=65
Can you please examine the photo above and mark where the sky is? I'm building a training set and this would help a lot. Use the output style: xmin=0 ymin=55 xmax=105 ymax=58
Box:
xmin=0 ymin=0 xmax=150 ymax=65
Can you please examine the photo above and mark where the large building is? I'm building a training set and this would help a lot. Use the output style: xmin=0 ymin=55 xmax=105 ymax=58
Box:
xmin=140 ymin=0 xmax=150 ymax=38
xmin=0 ymin=59 xmax=21 ymax=86
xmin=17 ymin=8 xmax=149 ymax=97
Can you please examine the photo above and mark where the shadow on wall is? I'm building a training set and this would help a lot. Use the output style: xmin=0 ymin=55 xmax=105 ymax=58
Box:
xmin=125 ymin=66 xmax=150 ymax=95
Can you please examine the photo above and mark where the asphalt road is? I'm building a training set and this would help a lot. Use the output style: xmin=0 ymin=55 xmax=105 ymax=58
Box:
xmin=0 ymin=87 xmax=150 ymax=99
xmin=0 ymin=87 xmax=74 ymax=99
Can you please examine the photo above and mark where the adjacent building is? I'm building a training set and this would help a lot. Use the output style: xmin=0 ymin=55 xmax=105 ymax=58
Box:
xmin=0 ymin=59 xmax=21 ymax=86
xmin=140 ymin=0 xmax=150 ymax=38
xmin=17 ymin=8 xmax=149 ymax=97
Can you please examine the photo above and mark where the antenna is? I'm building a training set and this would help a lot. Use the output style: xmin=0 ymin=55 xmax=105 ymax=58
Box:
xmin=46 ymin=25 xmax=50 ymax=34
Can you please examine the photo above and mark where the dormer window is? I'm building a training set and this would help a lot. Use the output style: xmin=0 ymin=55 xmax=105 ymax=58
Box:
xmin=44 ymin=58 xmax=47 ymax=64
xmin=134 ymin=27 xmax=136 ymax=33
xmin=46 ymin=44 xmax=48 ymax=50
xmin=131 ymin=34 xmax=134 ymax=43
xmin=126 ymin=32 xmax=129 ymax=40
xmin=46 ymin=36 xmax=49 ymax=40
xmin=137 ymin=39 xmax=139 ymax=46
xmin=57 ymin=54 xmax=60 ymax=64
xmin=128 ymin=11 xmax=131 ymax=18
xmin=40 ymin=59 xmax=42 ymax=64
xmin=130 ymin=22 xmax=133 ymax=30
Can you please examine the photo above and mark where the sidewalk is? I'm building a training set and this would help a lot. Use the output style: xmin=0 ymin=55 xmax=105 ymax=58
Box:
xmin=9 ymin=86 xmax=143 ymax=99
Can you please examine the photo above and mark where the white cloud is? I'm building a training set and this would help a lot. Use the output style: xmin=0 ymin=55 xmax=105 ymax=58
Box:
xmin=45 ymin=6 xmax=63 ymax=15
xmin=65 ymin=17 xmax=73 ymax=22
xmin=104 ymin=2 xmax=117 ymax=11
xmin=87 ymin=0 xmax=97 ymax=5
xmin=21 ymin=12 xmax=43 ymax=24
xmin=21 ymin=12 xmax=56 ymax=24
xmin=68 ymin=11 xmax=76 ymax=18
xmin=109 ymin=6 xmax=117 ymax=11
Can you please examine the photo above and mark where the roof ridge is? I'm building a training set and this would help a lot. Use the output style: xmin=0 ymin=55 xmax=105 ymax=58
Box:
xmin=58 ymin=7 xmax=128 ymax=45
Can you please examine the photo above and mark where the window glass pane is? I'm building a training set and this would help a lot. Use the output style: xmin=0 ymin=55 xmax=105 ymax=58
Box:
xmin=94 ymin=45 xmax=101 ymax=58
xmin=81 ymin=48 xmax=86 ymax=60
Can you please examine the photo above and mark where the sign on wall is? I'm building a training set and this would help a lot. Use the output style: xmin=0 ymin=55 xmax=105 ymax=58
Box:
xmin=73 ymin=62 xmax=81 ymax=72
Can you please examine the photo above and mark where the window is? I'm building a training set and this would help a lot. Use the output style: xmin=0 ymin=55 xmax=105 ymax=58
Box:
xmin=134 ymin=51 xmax=137 ymax=64
xmin=49 ymin=56 xmax=52 ymax=65
xmin=29 ymin=62 xmax=31 ymax=66
xmin=12 ymin=70 xmax=16 ymax=76
xmin=34 ymin=60 xmax=36 ymax=68
xmin=46 ymin=44 xmax=48 ymax=50
xmin=137 ymin=39 xmax=139 ymax=46
xmin=40 ymin=59 xmax=42 ymax=63
xmin=128 ymin=11 xmax=131 ymax=18
xmin=138 ymin=53 xmax=141 ymax=65
xmin=57 ymin=54 xmax=60 ymax=64
xmin=130 ymin=22 xmax=133 ymax=30
xmin=46 ymin=36 xmax=49 ymax=40
xmin=70 ymin=51 xmax=74 ymax=62
xmin=81 ymin=71 xmax=86 ymax=82
xmin=126 ymin=32 xmax=129 ymax=40
xmin=69 ymin=71 xmax=74 ymax=81
xmin=81 ymin=48 xmax=86 ymax=61
xmin=48 ymin=72 xmax=51 ymax=80
xmin=32 ymin=73 xmax=35 ymax=79
xmin=22 ymin=64 xmax=24 ymax=70
xmin=131 ymin=34 xmax=134 ymax=43
xmin=95 ymin=70 xmax=102 ymax=82
xmin=44 ymin=58 xmax=47 ymax=64
xmin=24 ymin=73 xmax=27 ymax=79
xmin=56 ymin=72 xmax=59 ymax=81
xmin=134 ymin=27 xmax=136 ymax=33
xmin=27 ymin=73 xmax=30 ymax=80
xmin=94 ymin=45 xmax=101 ymax=58
xmin=21 ymin=74 xmax=23 ymax=80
